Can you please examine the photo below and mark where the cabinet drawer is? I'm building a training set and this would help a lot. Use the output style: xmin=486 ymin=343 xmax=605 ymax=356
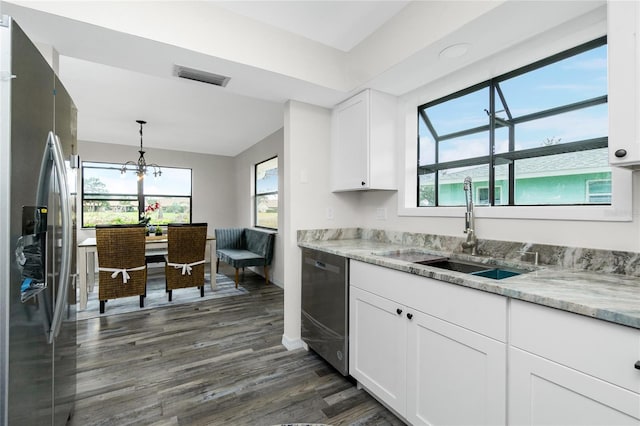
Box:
xmin=350 ymin=260 xmax=507 ymax=342
xmin=510 ymin=299 xmax=640 ymax=393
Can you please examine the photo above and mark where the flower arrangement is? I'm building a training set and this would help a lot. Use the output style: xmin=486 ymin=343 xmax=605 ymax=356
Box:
xmin=139 ymin=202 xmax=162 ymax=235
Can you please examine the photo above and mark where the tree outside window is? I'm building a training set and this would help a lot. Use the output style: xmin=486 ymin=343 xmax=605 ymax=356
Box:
xmin=81 ymin=162 xmax=192 ymax=227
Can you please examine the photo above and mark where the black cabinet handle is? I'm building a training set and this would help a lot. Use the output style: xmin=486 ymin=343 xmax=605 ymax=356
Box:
xmin=615 ymin=149 xmax=627 ymax=158
xmin=361 ymin=181 xmax=366 ymax=186
xmin=406 ymin=313 xmax=413 ymax=320
xmin=635 ymin=361 xmax=640 ymax=370
xmin=396 ymin=308 xmax=402 ymax=315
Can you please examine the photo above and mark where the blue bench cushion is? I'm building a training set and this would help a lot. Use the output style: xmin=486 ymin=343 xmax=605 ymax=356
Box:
xmin=217 ymin=248 xmax=265 ymax=268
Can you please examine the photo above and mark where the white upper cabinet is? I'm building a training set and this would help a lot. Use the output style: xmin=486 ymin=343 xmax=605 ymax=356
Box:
xmin=608 ymin=1 xmax=640 ymax=168
xmin=331 ymin=89 xmax=397 ymax=191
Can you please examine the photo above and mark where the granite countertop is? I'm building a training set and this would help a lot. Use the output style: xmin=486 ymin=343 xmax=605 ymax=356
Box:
xmin=298 ymin=238 xmax=640 ymax=330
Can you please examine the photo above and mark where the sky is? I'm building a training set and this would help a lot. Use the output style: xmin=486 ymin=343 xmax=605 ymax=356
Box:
xmin=83 ymin=162 xmax=192 ymax=196
xmin=419 ymin=44 xmax=607 ymax=166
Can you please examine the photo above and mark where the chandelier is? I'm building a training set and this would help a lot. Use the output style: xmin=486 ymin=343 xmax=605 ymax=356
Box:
xmin=120 ymin=120 xmax=162 ymax=179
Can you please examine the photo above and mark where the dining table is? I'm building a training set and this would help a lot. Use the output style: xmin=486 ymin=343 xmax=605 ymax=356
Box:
xmin=77 ymin=234 xmax=216 ymax=310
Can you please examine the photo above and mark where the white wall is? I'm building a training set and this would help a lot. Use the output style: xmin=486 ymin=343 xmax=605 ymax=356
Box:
xmin=282 ymin=100 xmax=359 ymax=349
xmin=76 ymin=140 xmax=238 ymax=242
xmin=234 ymin=128 xmax=285 ymax=287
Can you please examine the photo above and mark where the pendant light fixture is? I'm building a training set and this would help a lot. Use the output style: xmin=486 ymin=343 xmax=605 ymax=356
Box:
xmin=120 ymin=120 xmax=162 ymax=180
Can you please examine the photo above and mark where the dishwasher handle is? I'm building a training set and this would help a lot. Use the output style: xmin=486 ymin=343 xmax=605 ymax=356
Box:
xmin=304 ymin=256 xmax=341 ymax=274
xmin=314 ymin=260 xmax=327 ymax=270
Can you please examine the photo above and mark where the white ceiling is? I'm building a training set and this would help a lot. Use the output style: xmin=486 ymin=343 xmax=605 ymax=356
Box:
xmin=1 ymin=1 xmax=606 ymax=157
xmin=2 ymin=0 xmax=413 ymax=156
xmin=215 ymin=1 xmax=410 ymax=52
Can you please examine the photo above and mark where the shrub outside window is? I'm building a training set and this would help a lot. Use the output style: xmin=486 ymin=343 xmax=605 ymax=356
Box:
xmin=81 ymin=162 xmax=192 ymax=227
xmin=417 ymin=37 xmax=609 ymax=207
xmin=255 ymin=157 xmax=278 ymax=229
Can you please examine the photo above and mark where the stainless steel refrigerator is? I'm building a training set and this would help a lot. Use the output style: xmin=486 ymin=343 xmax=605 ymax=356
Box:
xmin=0 ymin=16 xmax=77 ymax=425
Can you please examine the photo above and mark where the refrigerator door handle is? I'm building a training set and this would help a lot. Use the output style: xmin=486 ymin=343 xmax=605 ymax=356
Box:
xmin=36 ymin=131 xmax=72 ymax=344
xmin=49 ymin=133 xmax=72 ymax=343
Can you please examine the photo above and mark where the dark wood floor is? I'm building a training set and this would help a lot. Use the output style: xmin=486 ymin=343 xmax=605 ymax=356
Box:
xmin=69 ymin=265 xmax=405 ymax=426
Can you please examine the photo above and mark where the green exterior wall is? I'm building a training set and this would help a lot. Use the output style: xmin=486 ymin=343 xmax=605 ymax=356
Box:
xmin=427 ymin=171 xmax=612 ymax=206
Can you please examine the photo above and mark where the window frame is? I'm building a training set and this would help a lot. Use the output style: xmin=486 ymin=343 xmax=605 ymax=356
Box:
xmin=80 ymin=161 xmax=193 ymax=228
xmin=254 ymin=156 xmax=278 ymax=230
xmin=397 ymin=27 xmax=632 ymax=222
xmin=417 ymin=37 xmax=609 ymax=208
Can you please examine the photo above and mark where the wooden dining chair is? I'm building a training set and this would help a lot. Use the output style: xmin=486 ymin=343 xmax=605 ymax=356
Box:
xmin=95 ymin=224 xmax=147 ymax=314
xmin=165 ymin=223 xmax=208 ymax=301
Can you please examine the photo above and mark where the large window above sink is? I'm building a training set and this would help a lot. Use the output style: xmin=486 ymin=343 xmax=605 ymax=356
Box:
xmin=417 ymin=37 xmax=609 ymax=207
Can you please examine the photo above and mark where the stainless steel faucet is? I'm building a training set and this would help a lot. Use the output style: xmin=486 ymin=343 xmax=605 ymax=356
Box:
xmin=461 ymin=176 xmax=477 ymax=255
xmin=519 ymin=250 xmax=539 ymax=266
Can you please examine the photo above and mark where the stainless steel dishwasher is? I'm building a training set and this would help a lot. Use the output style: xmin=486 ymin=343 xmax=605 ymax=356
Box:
xmin=301 ymin=248 xmax=349 ymax=375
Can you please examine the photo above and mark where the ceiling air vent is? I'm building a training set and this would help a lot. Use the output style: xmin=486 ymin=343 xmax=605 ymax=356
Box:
xmin=173 ymin=65 xmax=231 ymax=87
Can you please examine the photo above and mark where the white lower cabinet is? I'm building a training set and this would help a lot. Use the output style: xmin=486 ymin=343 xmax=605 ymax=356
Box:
xmin=509 ymin=347 xmax=640 ymax=425
xmin=405 ymin=309 xmax=506 ymax=426
xmin=349 ymin=261 xmax=507 ymax=425
xmin=350 ymin=286 xmax=406 ymax=415
xmin=348 ymin=261 xmax=640 ymax=425
xmin=509 ymin=299 xmax=640 ymax=426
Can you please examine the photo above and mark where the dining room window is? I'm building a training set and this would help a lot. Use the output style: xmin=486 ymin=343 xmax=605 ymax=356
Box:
xmin=81 ymin=161 xmax=192 ymax=227
xmin=255 ymin=156 xmax=278 ymax=229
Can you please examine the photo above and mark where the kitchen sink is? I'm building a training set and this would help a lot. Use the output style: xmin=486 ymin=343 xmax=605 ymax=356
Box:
xmin=374 ymin=249 xmax=530 ymax=280
xmin=416 ymin=258 xmax=527 ymax=280
xmin=470 ymin=268 xmax=522 ymax=280
xmin=415 ymin=259 xmax=488 ymax=273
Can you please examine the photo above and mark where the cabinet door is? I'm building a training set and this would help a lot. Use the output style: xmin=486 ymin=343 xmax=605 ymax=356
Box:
xmin=406 ymin=310 xmax=506 ymax=426
xmin=349 ymin=286 xmax=406 ymax=415
xmin=331 ymin=91 xmax=369 ymax=191
xmin=509 ymin=347 xmax=640 ymax=425
xmin=608 ymin=0 xmax=640 ymax=167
